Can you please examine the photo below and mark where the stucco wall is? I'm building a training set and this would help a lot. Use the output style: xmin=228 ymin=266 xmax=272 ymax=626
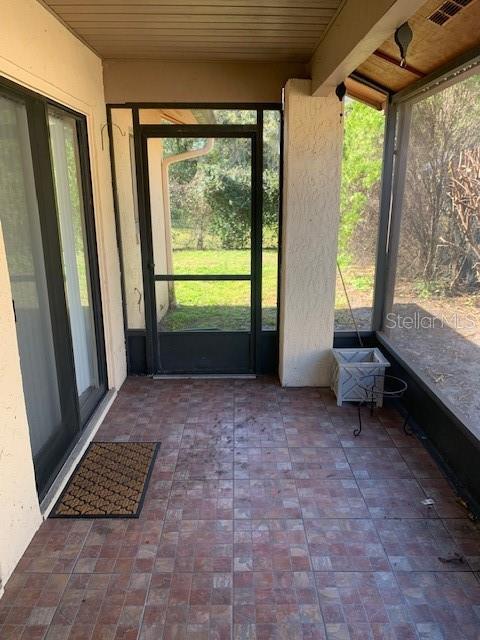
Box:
xmin=0 ymin=0 xmax=125 ymax=390
xmin=279 ymin=79 xmax=343 ymax=386
xmin=0 ymin=227 xmax=42 ymax=596
xmin=0 ymin=0 xmax=125 ymax=590
xmin=103 ymin=60 xmax=307 ymax=104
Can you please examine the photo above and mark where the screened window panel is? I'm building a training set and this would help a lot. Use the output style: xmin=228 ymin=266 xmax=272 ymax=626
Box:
xmin=262 ymin=110 xmax=281 ymax=330
xmin=383 ymin=72 xmax=480 ymax=434
xmin=335 ymin=99 xmax=385 ymax=331
xmin=111 ymin=108 xmax=145 ymax=329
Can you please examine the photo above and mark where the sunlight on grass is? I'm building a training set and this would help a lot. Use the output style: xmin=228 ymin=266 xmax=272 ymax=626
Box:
xmin=335 ymin=264 xmax=375 ymax=330
xmin=172 ymin=249 xmax=250 ymax=275
xmin=159 ymin=249 xmax=278 ymax=331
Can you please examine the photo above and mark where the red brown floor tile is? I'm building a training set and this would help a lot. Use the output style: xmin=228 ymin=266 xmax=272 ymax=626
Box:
xmin=2 ymin=377 xmax=480 ymax=639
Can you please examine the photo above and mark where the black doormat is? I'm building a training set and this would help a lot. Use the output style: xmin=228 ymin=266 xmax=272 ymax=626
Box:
xmin=51 ymin=442 xmax=160 ymax=518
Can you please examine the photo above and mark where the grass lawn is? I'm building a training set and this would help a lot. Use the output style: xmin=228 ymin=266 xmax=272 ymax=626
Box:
xmin=335 ymin=264 xmax=375 ymax=330
xmin=159 ymin=249 xmax=278 ymax=331
xmin=159 ymin=250 xmax=376 ymax=331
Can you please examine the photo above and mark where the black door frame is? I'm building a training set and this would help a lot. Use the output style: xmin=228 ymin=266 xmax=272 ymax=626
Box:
xmin=0 ymin=75 xmax=108 ymax=498
xmin=138 ymin=124 xmax=261 ymax=374
xmin=107 ymin=103 xmax=282 ymax=376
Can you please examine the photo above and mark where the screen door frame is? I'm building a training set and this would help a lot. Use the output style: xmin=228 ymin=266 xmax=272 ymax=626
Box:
xmin=138 ymin=123 xmax=261 ymax=374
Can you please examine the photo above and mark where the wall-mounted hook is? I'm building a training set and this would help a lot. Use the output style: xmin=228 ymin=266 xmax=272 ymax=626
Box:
xmin=134 ymin=287 xmax=143 ymax=314
xmin=101 ymin=122 xmax=125 ymax=151
xmin=335 ymin=82 xmax=347 ymax=120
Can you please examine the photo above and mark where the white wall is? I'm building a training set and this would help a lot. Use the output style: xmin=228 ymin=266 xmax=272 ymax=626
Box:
xmin=0 ymin=226 xmax=42 ymax=596
xmin=0 ymin=0 xmax=125 ymax=590
xmin=279 ymin=79 xmax=343 ymax=386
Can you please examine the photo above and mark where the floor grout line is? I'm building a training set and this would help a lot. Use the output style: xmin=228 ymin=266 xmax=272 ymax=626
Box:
xmin=3 ymin=380 xmax=480 ymax=639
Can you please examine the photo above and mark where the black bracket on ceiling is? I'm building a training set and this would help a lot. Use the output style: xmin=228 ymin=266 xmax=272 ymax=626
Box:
xmin=349 ymin=71 xmax=393 ymax=98
xmin=394 ymin=22 xmax=414 ymax=68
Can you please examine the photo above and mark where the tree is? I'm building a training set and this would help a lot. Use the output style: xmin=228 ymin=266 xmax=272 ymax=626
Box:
xmin=165 ymin=111 xmax=281 ymax=251
xmin=339 ymin=100 xmax=385 ymax=267
xmin=398 ymin=74 xmax=480 ymax=294
xmin=448 ymin=147 xmax=480 ymax=290
xmin=207 ymin=165 xmax=251 ymax=249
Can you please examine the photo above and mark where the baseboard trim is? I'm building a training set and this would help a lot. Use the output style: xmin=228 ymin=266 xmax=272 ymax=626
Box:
xmin=152 ymin=374 xmax=256 ymax=379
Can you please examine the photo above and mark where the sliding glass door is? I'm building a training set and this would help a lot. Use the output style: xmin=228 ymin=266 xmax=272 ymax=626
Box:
xmin=0 ymin=94 xmax=71 ymax=471
xmin=0 ymin=80 xmax=106 ymax=497
xmin=48 ymin=109 xmax=104 ymax=420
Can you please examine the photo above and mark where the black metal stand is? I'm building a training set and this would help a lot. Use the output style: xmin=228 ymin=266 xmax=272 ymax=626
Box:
xmin=353 ymin=375 xmax=412 ymax=437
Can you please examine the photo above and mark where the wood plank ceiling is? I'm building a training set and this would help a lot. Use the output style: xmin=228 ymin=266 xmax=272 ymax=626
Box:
xmin=40 ymin=0 xmax=344 ymax=62
xmin=356 ymin=0 xmax=480 ymax=92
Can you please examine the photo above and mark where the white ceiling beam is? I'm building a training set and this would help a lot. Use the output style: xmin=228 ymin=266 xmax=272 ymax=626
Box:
xmin=309 ymin=0 xmax=426 ymax=96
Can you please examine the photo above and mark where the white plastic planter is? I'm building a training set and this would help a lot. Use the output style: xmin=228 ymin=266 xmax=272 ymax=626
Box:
xmin=331 ymin=348 xmax=390 ymax=407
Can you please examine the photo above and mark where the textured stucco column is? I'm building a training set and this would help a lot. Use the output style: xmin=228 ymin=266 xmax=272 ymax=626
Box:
xmin=279 ymin=79 xmax=343 ymax=386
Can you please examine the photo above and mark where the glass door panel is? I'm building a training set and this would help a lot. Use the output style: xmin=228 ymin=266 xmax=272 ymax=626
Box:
xmin=0 ymin=94 xmax=73 ymax=481
xmin=48 ymin=110 xmax=101 ymax=415
xmin=1 ymin=83 xmax=107 ymax=496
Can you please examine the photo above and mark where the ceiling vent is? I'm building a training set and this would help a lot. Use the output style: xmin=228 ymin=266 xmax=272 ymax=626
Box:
xmin=428 ymin=0 xmax=474 ymax=25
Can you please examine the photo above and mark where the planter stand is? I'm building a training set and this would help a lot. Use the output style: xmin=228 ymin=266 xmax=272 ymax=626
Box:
xmin=354 ymin=374 xmax=412 ymax=437
xmin=331 ymin=347 xmax=390 ymax=407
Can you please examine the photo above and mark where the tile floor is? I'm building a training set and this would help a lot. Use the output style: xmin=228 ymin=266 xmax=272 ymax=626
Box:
xmin=2 ymin=377 xmax=480 ymax=640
